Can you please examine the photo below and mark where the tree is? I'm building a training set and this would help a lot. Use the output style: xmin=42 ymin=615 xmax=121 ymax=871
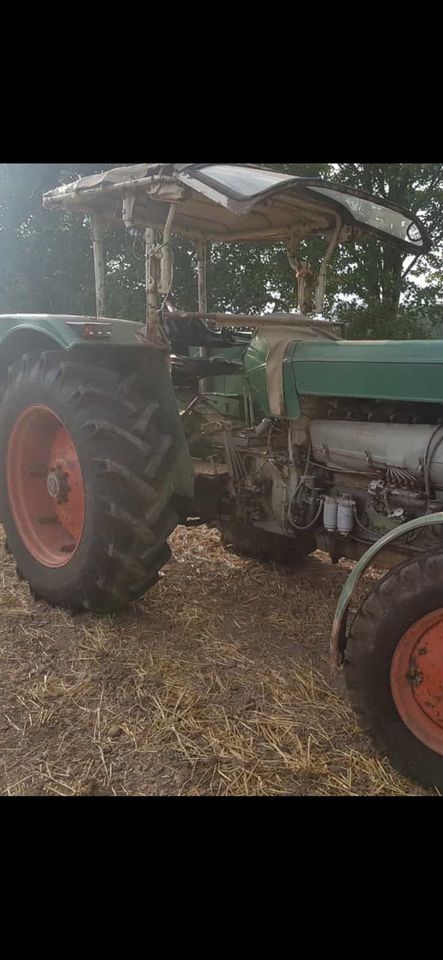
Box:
xmin=0 ymin=163 xmax=198 ymax=321
xmin=1 ymin=163 xmax=442 ymax=339
xmin=0 ymin=164 xmax=105 ymax=316
xmin=271 ymin=163 xmax=443 ymax=338
xmin=188 ymin=163 xmax=443 ymax=337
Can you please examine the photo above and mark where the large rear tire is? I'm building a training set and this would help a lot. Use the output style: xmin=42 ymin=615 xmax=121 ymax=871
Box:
xmin=344 ymin=550 xmax=443 ymax=790
xmin=0 ymin=351 xmax=180 ymax=613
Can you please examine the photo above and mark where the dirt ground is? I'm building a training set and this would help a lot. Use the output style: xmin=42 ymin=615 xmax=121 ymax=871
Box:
xmin=0 ymin=526 xmax=435 ymax=796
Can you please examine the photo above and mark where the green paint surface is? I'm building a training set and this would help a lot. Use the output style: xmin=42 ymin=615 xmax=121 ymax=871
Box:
xmin=286 ymin=339 xmax=443 ymax=405
xmin=0 ymin=314 xmax=145 ymax=350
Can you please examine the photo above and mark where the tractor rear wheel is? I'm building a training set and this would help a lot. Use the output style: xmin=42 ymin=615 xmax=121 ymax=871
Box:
xmin=0 ymin=351 xmax=180 ymax=613
xmin=344 ymin=550 xmax=443 ymax=790
xmin=218 ymin=517 xmax=313 ymax=565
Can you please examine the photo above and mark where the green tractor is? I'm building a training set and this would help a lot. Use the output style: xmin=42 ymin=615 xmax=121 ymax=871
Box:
xmin=0 ymin=163 xmax=442 ymax=790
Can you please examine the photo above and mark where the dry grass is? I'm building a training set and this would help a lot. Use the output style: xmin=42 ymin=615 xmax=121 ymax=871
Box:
xmin=0 ymin=526 xmax=433 ymax=796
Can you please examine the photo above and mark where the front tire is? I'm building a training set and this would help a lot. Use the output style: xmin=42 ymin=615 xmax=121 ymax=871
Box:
xmin=0 ymin=351 xmax=180 ymax=613
xmin=344 ymin=550 xmax=443 ymax=790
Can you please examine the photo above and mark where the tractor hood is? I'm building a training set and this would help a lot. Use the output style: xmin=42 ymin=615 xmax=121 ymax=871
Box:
xmin=43 ymin=163 xmax=430 ymax=255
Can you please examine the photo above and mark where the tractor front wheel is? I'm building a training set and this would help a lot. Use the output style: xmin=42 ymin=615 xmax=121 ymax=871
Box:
xmin=344 ymin=550 xmax=443 ymax=790
xmin=0 ymin=351 xmax=179 ymax=613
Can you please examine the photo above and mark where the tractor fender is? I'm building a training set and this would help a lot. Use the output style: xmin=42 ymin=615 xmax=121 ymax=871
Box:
xmin=0 ymin=315 xmax=146 ymax=381
xmin=330 ymin=512 xmax=443 ymax=670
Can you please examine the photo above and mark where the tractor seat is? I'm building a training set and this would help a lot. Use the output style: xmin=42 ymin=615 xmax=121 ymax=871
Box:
xmin=163 ymin=314 xmax=237 ymax=348
xmin=171 ymin=355 xmax=243 ymax=380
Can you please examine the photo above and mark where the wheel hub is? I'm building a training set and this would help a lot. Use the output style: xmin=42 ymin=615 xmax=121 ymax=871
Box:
xmin=391 ymin=608 xmax=443 ymax=756
xmin=47 ymin=466 xmax=70 ymax=502
xmin=6 ymin=404 xmax=85 ymax=568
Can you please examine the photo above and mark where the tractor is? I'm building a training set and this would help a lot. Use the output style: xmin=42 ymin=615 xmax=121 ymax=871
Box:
xmin=0 ymin=162 xmax=442 ymax=790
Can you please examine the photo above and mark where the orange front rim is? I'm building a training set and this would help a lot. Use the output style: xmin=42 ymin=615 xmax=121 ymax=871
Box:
xmin=7 ymin=404 xmax=85 ymax=568
xmin=391 ymin=608 xmax=443 ymax=756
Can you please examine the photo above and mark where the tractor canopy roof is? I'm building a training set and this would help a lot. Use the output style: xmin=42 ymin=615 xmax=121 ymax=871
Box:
xmin=43 ymin=163 xmax=430 ymax=255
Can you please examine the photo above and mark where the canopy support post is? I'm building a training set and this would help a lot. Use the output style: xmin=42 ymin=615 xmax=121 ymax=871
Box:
xmin=145 ymin=228 xmax=162 ymax=343
xmin=315 ymin=217 xmax=342 ymax=315
xmin=90 ymin=216 xmax=106 ymax=318
xmin=196 ymin=240 xmax=208 ymax=361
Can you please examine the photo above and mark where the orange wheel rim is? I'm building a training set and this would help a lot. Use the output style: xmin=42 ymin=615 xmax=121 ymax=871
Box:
xmin=6 ymin=404 xmax=85 ymax=568
xmin=391 ymin=608 xmax=443 ymax=756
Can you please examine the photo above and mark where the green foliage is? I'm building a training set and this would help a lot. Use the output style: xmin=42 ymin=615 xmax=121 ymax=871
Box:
xmin=0 ymin=164 xmax=102 ymax=316
xmin=1 ymin=163 xmax=442 ymax=339
xmin=270 ymin=164 xmax=443 ymax=339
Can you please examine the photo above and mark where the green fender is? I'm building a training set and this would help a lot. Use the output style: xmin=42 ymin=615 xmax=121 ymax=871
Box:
xmin=331 ymin=512 xmax=443 ymax=669
xmin=0 ymin=314 xmax=146 ymax=353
